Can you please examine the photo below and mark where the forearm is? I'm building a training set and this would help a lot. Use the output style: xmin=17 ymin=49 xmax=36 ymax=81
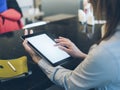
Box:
xmin=79 ymin=52 xmax=88 ymax=59
xmin=38 ymin=59 xmax=88 ymax=90
xmin=38 ymin=59 xmax=56 ymax=79
xmin=37 ymin=59 xmax=71 ymax=87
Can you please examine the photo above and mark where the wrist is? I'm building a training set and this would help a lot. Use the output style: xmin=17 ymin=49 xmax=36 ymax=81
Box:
xmin=32 ymin=55 xmax=42 ymax=64
xmin=81 ymin=53 xmax=87 ymax=59
xmin=78 ymin=51 xmax=87 ymax=59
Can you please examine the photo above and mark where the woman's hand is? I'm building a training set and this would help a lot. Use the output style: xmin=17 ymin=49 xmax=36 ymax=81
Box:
xmin=55 ymin=37 xmax=87 ymax=59
xmin=22 ymin=30 xmax=41 ymax=64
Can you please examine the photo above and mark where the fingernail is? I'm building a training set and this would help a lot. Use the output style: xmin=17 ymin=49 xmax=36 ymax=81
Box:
xmin=30 ymin=30 xmax=33 ymax=34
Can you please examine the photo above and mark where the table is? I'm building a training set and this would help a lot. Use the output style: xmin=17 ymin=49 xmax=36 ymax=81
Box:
xmin=0 ymin=16 xmax=101 ymax=90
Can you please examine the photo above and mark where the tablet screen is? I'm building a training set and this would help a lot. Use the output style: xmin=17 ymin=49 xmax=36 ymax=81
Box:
xmin=25 ymin=33 xmax=70 ymax=65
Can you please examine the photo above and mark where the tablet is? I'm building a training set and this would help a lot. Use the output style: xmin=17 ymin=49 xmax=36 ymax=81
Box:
xmin=21 ymin=33 xmax=71 ymax=66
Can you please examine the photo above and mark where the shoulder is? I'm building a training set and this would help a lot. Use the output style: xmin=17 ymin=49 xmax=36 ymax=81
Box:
xmin=81 ymin=44 xmax=118 ymax=78
xmin=83 ymin=40 xmax=120 ymax=72
xmin=84 ymin=40 xmax=119 ymax=74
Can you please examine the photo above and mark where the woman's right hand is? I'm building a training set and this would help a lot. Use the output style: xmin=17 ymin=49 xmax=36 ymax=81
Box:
xmin=55 ymin=37 xmax=87 ymax=59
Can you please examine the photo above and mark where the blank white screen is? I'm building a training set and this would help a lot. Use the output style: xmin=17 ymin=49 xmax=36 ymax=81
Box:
xmin=27 ymin=34 xmax=70 ymax=64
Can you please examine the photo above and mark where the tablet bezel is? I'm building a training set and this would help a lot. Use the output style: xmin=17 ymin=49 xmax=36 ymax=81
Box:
xmin=21 ymin=32 xmax=71 ymax=66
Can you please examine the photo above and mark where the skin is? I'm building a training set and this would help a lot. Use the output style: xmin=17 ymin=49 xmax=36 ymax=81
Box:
xmin=23 ymin=30 xmax=41 ymax=64
xmin=55 ymin=37 xmax=87 ymax=58
xmin=23 ymin=30 xmax=87 ymax=64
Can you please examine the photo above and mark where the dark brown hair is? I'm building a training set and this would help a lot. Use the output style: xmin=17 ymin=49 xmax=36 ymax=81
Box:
xmin=89 ymin=0 xmax=120 ymax=41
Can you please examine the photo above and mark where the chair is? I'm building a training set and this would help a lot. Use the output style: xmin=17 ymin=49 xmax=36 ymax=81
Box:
xmin=0 ymin=56 xmax=32 ymax=82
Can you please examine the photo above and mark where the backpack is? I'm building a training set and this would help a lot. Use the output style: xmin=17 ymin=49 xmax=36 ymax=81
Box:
xmin=0 ymin=9 xmax=23 ymax=34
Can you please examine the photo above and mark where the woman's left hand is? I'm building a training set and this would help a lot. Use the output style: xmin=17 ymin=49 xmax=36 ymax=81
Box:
xmin=22 ymin=30 xmax=41 ymax=64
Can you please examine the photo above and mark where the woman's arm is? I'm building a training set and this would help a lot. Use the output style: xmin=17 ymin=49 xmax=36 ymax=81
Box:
xmin=23 ymin=31 xmax=116 ymax=90
xmin=55 ymin=36 xmax=87 ymax=59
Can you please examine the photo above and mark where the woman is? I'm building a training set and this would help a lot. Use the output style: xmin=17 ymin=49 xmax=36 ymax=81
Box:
xmin=23 ymin=0 xmax=120 ymax=90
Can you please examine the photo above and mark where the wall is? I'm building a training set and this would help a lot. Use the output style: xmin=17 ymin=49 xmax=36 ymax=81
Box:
xmin=16 ymin=0 xmax=34 ymax=24
xmin=41 ymin=0 xmax=83 ymax=17
xmin=16 ymin=0 xmax=34 ymax=8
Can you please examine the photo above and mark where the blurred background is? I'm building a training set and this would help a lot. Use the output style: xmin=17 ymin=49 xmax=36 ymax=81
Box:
xmin=16 ymin=0 xmax=83 ymax=24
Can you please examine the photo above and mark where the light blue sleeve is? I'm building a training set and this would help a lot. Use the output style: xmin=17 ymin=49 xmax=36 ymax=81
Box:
xmin=38 ymin=46 xmax=117 ymax=90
